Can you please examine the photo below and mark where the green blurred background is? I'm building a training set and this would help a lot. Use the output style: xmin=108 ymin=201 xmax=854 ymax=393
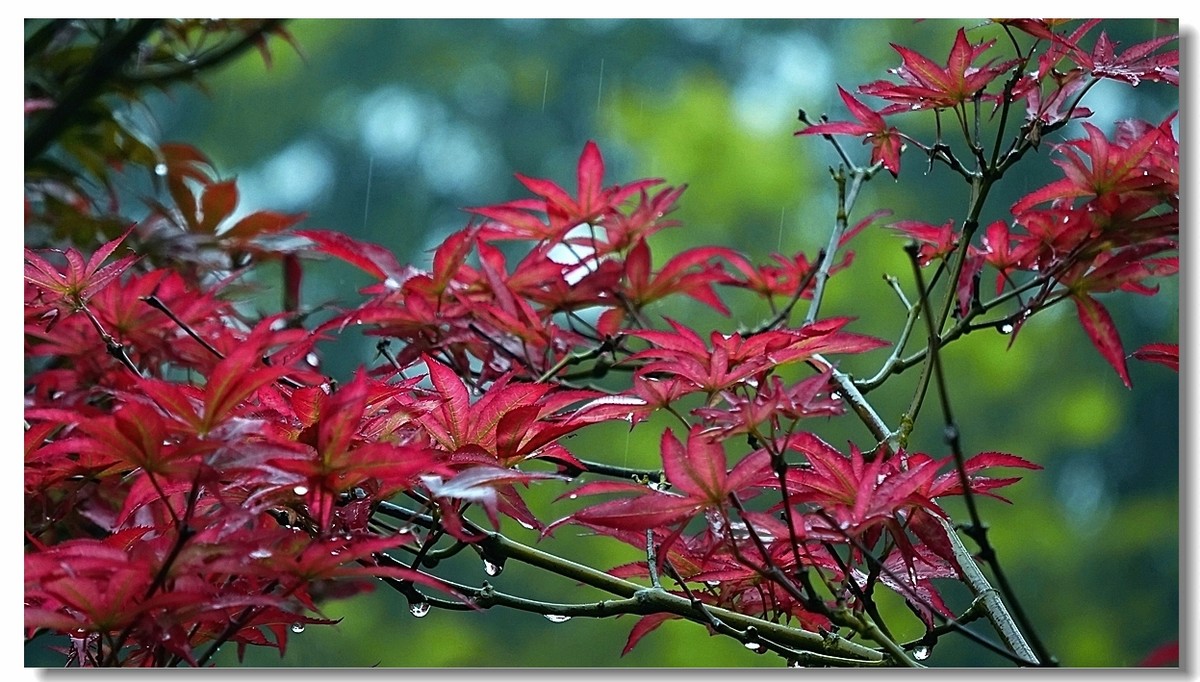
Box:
xmin=28 ymin=18 xmax=1179 ymax=668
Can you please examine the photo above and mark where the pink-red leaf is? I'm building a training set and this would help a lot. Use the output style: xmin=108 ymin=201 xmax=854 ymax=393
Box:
xmin=1073 ymin=293 xmax=1132 ymax=387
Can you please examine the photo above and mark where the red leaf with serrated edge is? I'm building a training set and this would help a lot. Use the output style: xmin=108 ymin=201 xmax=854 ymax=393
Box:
xmin=198 ymin=180 xmax=239 ymax=234
xmin=662 ymin=427 xmax=770 ymax=504
xmin=576 ymin=140 xmax=605 ymax=217
xmin=295 ymin=229 xmax=412 ymax=285
xmin=469 ymin=202 xmax=559 ymax=242
xmin=316 ymin=370 xmax=371 ymax=460
xmin=859 ymin=29 xmax=1012 ymax=112
xmin=1073 ymin=293 xmax=1131 ymax=387
xmin=420 ymin=355 xmax=472 ymax=450
xmin=622 ymin=612 xmax=679 ymax=656
xmin=422 ymin=466 xmax=566 ymax=529
xmin=798 ymin=86 xmax=903 ymax=176
xmin=569 ymin=492 xmax=701 ymax=531
xmin=24 ymin=226 xmax=137 ymax=305
xmin=224 ymin=210 xmax=306 ymax=241
xmin=1074 ymin=28 xmax=1178 ymax=86
xmin=201 ymin=343 xmax=290 ymax=432
xmin=1132 ymin=343 xmax=1178 ymax=372
xmin=1011 ymin=122 xmax=1164 ymax=216
xmin=927 ymin=451 xmax=1042 ymax=500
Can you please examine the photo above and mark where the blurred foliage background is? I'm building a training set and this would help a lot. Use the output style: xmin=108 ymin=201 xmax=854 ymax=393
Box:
xmin=25 ymin=18 xmax=1178 ymax=668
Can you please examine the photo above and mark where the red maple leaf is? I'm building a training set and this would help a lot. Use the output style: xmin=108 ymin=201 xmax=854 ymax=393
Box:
xmin=1010 ymin=122 xmax=1166 ymax=216
xmin=859 ymin=28 xmax=1013 ymax=112
xmin=509 ymin=141 xmax=661 ymax=235
xmin=1131 ymin=343 xmax=1178 ymax=372
xmin=1067 ymin=21 xmax=1178 ymax=86
xmin=596 ymin=240 xmax=732 ymax=333
xmin=888 ymin=218 xmax=958 ymax=266
xmin=798 ymin=86 xmax=903 ymax=177
xmin=24 ymin=226 xmax=137 ymax=314
xmin=627 ymin=318 xmax=885 ymax=396
xmin=563 ymin=426 xmax=772 ymax=535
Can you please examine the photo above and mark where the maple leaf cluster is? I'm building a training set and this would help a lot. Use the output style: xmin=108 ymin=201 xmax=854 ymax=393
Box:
xmin=800 ymin=20 xmax=1178 ymax=387
xmin=24 ymin=18 xmax=1178 ymax=668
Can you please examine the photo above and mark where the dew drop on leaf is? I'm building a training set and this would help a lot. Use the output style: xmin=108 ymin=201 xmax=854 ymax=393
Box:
xmin=913 ymin=645 xmax=931 ymax=661
xmin=544 ymin=614 xmax=572 ymax=623
xmin=483 ymin=559 xmax=505 ymax=576
xmin=154 ymin=163 xmax=168 ymax=176
xmin=409 ymin=601 xmax=431 ymax=618
xmin=290 ymin=623 xmax=306 ymax=634
xmin=744 ymin=641 xmax=762 ymax=652
xmin=293 ymin=485 xmax=309 ymax=496
xmin=249 ymin=549 xmax=272 ymax=560
xmin=997 ymin=322 xmax=1014 ymax=335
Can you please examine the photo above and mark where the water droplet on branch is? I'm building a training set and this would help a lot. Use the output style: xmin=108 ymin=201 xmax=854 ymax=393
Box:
xmin=409 ymin=601 xmax=431 ymax=618
xmin=544 ymin=614 xmax=572 ymax=623
xmin=912 ymin=645 xmax=931 ymax=661
xmin=290 ymin=623 xmax=306 ymax=634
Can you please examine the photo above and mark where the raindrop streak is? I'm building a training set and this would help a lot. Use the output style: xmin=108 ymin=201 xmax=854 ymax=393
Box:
xmin=483 ymin=559 xmax=504 ymax=576
xmin=290 ymin=623 xmax=305 ymax=634
xmin=544 ymin=614 xmax=572 ymax=623
xmin=363 ymin=156 xmax=375 ymax=231
xmin=912 ymin=645 xmax=931 ymax=661
xmin=596 ymin=58 xmax=605 ymax=115
xmin=621 ymin=420 xmax=631 ymax=468
xmin=409 ymin=602 xmax=431 ymax=618
xmin=778 ymin=206 xmax=786 ymax=251
xmin=541 ymin=70 xmax=549 ymax=113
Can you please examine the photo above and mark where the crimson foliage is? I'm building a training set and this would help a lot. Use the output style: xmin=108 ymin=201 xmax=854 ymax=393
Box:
xmin=24 ymin=19 xmax=1178 ymax=667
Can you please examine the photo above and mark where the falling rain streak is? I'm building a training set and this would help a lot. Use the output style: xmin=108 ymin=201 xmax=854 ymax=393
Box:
xmin=363 ymin=156 xmax=374 ymax=231
xmin=778 ymin=206 xmax=786 ymax=251
xmin=541 ymin=69 xmax=549 ymax=113
xmin=596 ymin=58 xmax=605 ymax=115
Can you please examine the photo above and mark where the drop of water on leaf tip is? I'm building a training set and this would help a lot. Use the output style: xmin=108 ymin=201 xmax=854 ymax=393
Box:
xmin=409 ymin=602 xmax=431 ymax=618
xmin=154 ymin=163 xmax=168 ymax=176
xmin=913 ymin=645 xmax=931 ymax=661
xmin=483 ymin=559 xmax=504 ymax=576
xmin=544 ymin=614 xmax=572 ymax=623
xmin=997 ymin=323 xmax=1014 ymax=335
xmin=290 ymin=623 xmax=305 ymax=634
